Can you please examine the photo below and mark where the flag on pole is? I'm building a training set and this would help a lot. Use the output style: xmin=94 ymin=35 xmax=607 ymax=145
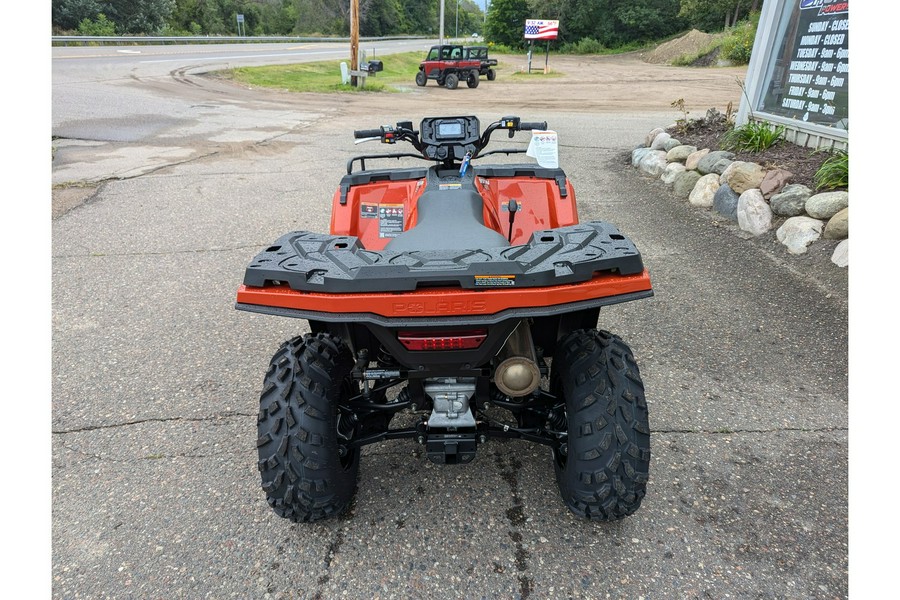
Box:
xmin=524 ymin=19 xmax=559 ymax=40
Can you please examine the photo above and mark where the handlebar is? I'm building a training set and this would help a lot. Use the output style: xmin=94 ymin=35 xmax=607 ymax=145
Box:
xmin=354 ymin=128 xmax=383 ymax=139
xmin=351 ymin=117 xmax=548 ymax=165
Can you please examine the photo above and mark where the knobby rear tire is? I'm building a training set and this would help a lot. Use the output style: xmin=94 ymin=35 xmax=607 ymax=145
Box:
xmin=551 ymin=329 xmax=651 ymax=521
xmin=256 ymin=333 xmax=359 ymax=522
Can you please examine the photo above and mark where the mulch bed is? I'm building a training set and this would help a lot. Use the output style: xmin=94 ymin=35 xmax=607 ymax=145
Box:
xmin=668 ymin=115 xmax=835 ymax=191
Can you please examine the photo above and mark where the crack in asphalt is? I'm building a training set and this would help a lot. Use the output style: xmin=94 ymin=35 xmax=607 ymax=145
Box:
xmin=55 ymin=148 xmax=223 ymax=189
xmin=313 ymin=498 xmax=357 ymax=599
xmin=495 ymin=451 xmax=532 ymax=599
xmin=653 ymin=426 xmax=847 ymax=434
xmin=58 ymin=441 xmax=246 ymax=464
xmin=52 ymin=411 xmax=256 ymax=435
xmin=52 ymin=416 xmax=845 ymax=438
xmin=53 ymin=111 xmax=304 ymax=179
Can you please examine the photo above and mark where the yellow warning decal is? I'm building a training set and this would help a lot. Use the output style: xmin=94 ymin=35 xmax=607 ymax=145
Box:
xmin=474 ymin=275 xmax=516 ymax=287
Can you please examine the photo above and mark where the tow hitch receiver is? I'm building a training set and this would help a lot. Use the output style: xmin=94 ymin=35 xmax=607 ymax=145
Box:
xmin=426 ymin=430 xmax=478 ymax=464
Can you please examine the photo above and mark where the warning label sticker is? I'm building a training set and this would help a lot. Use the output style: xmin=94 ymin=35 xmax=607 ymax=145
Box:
xmin=378 ymin=204 xmax=404 ymax=238
xmin=474 ymin=275 xmax=516 ymax=287
xmin=439 ymin=183 xmax=462 ymax=191
xmin=360 ymin=203 xmax=378 ymax=218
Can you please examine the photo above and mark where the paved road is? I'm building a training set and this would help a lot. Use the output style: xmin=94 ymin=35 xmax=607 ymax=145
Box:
xmin=51 ymin=39 xmax=434 ymax=187
xmin=51 ymin=47 xmax=848 ymax=599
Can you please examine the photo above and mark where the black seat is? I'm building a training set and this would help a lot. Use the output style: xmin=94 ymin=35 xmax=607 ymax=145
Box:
xmin=385 ymin=187 xmax=509 ymax=252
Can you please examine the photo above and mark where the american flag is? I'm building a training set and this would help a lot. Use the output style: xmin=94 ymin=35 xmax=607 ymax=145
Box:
xmin=524 ymin=19 xmax=559 ymax=40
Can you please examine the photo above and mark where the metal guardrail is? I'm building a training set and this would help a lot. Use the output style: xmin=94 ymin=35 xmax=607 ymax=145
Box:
xmin=52 ymin=35 xmax=427 ymax=46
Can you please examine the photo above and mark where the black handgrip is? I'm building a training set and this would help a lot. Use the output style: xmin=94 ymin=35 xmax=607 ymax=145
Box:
xmin=354 ymin=128 xmax=383 ymax=139
xmin=520 ymin=122 xmax=548 ymax=131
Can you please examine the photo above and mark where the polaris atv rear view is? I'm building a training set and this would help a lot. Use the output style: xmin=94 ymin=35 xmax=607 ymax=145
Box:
xmin=236 ymin=115 xmax=653 ymax=522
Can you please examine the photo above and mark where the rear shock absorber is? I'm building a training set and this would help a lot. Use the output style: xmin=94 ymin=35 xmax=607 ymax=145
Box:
xmin=376 ymin=346 xmax=399 ymax=369
xmin=545 ymin=408 xmax=566 ymax=432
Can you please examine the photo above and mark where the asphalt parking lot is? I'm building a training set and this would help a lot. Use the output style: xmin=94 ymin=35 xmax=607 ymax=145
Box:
xmin=49 ymin=50 xmax=848 ymax=599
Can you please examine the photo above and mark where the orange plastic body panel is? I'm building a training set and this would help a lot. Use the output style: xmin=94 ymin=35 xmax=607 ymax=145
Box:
xmin=474 ymin=177 xmax=578 ymax=246
xmin=237 ymin=270 xmax=652 ymax=318
xmin=329 ymin=175 xmax=579 ymax=250
xmin=329 ymin=180 xmax=426 ymax=251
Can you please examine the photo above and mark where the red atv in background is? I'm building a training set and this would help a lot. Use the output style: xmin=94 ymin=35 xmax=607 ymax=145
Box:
xmin=416 ymin=44 xmax=481 ymax=89
xmin=237 ymin=115 xmax=653 ymax=523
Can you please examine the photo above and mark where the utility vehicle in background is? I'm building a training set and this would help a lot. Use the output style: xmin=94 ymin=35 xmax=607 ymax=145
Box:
xmin=464 ymin=46 xmax=498 ymax=80
xmin=415 ymin=45 xmax=481 ymax=89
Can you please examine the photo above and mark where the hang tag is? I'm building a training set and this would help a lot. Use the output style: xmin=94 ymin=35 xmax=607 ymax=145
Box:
xmin=526 ymin=130 xmax=559 ymax=169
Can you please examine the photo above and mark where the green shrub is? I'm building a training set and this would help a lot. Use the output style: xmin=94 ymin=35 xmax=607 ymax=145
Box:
xmin=559 ymin=38 xmax=605 ymax=54
xmin=486 ymin=42 xmax=519 ymax=54
xmin=719 ymin=12 xmax=760 ymax=65
xmin=721 ymin=121 xmax=784 ymax=153
xmin=77 ymin=12 xmax=116 ymax=36
xmin=814 ymin=150 xmax=849 ymax=191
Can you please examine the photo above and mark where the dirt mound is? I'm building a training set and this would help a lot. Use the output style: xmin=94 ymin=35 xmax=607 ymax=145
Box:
xmin=644 ymin=29 xmax=721 ymax=65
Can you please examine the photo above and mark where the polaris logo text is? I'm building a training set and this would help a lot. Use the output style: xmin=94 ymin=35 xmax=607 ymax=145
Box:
xmin=392 ymin=301 xmax=488 ymax=314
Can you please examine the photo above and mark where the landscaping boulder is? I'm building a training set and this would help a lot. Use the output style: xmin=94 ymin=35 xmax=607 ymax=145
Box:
xmin=673 ymin=171 xmax=702 ymax=198
xmin=776 ymin=216 xmax=825 ymax=255
xmin=712 ymin=184 xmax=740 ymax=221
xmin=710 ymin=158 xmax=734 ymax=175
xmin=697 ymin=151 xmax=735 ymax=175
xmin=645 ymin=127 xmax=666 ymax=147
xmin=831 ymin=239 xmax=848 ymax=267
xmin=722 ymin=161 xmax=767 ymax=194
xmin=689 ymin=173 xmax=720 ymax=208
xmin=651 ymin=132 xmax=672 ymax=150
xmin=664 ymin=138 xmax=682 ymax=152
xmin=685 ymin=148 xmax=709 ymax=170
xmin=806 ymin=191 xmax=849 ymax=220
xmin=770 ymin=184 xmax=813 ymax=217
xmin=632 ymin=147 xmax=653 ymax=167
xmin=639 ymin=150 xmax=668 ymax=177
xmin=759 ymin=168 xmax=793 ymax=199
xmin=824 ymin=207 xmax=848 ymax=239
xmin=737 ymin=189 xmax=772 ymax=235
xmin=661 ymin=162 xmax=687 ymax=184
xmin=666 ymin=145 xmax=697 ymax=163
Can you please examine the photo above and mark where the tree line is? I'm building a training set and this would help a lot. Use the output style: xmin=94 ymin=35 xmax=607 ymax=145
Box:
xmin=53 ymin=0 xmax=761 ymax=44
xmin=52 ymin=0 xmax=485 ymax=37
xmin=486 ymin=0 xmax=763 ymax=49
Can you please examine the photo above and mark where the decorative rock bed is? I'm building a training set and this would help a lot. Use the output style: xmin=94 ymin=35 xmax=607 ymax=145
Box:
xmin=633 ymin=128 xmax=848 ymax=268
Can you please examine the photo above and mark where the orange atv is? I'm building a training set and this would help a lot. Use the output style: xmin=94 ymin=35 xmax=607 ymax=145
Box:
xmin=236 ymin=116 xmax=653 ymax=522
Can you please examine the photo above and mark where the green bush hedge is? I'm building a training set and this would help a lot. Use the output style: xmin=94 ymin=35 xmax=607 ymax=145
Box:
xmin=719 ymin=13 xmax=760 ymax=65
xmin=559 ymin=38 xmax=605 ymax=54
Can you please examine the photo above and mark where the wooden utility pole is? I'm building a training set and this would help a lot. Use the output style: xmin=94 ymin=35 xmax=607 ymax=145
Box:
xmin=350 ymin=0 xmax=360 ymax=86
xmin=439 ymin=0 xmax=445 ymax=45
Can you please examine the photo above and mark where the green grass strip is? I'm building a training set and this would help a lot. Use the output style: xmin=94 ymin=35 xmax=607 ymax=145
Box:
xmin=230 ymin=51 xmax=425 ymax=93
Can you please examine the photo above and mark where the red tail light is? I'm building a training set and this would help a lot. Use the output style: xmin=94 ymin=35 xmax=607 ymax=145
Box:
xmin=397 ymin=329 xmax=488 ymax=351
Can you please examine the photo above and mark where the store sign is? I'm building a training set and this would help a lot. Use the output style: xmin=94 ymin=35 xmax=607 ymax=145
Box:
xmin=759 ymin=1 xmax=848 ymax=128
xmin=524 ymin=20 xmax=559 ymax=40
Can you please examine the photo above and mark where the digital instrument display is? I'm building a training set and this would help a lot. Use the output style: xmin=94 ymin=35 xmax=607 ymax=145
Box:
xmin=437 ymin=121 xmax=464 ymax=138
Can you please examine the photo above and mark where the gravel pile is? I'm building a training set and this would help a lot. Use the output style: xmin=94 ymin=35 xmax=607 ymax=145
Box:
xmin=643 ymin=29 xmax=722 ymax=64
